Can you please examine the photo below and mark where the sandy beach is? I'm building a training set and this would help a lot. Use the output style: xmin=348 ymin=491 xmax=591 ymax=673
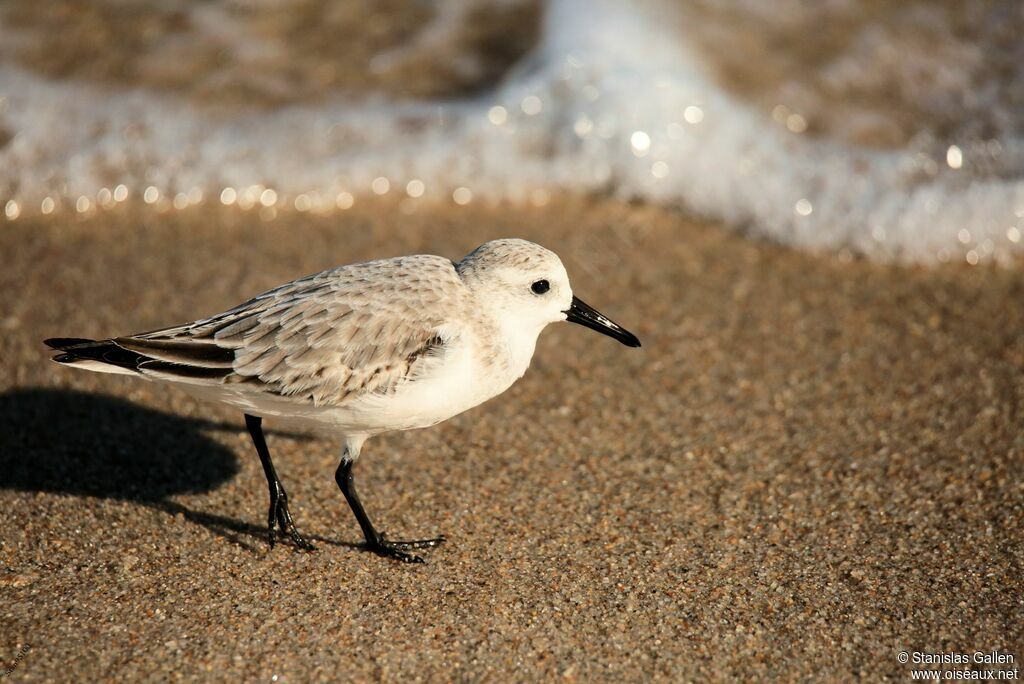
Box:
xmin=1 ymin=199 xmax=1021 ymax=680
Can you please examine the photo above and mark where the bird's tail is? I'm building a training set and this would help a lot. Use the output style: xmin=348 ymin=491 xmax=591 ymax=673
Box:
xmin=44 ymin=337 xmax=145 ymax=376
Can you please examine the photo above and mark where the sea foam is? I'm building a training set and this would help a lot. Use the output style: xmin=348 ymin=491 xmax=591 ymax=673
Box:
xmin=1 ymin=0 xmax=1022 ymax=264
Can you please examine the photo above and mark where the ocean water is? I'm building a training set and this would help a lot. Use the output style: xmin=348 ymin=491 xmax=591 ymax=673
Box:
xmin=1 ymin=0 xmax=1022 ymax=264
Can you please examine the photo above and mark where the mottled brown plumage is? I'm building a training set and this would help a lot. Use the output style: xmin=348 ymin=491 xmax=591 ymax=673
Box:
xmin=122 ymin=255 xmax=487 ymax=407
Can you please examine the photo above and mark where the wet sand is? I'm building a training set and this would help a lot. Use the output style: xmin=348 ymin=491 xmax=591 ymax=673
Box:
xmin=1 ymin=199 xmax=1022 ymax=680
xmin=0 ymin=0 xmax=540 ymax=105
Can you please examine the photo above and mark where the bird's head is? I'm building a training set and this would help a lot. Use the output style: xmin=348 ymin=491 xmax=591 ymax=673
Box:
xmin=456 ymin=239 xmax=641 ymax=347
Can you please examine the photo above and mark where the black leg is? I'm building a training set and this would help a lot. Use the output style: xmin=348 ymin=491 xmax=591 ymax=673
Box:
xmin=334 ymin=459 xmax=444 ymax=564
xmin=244 ymin=414 xmax=315 ymax=551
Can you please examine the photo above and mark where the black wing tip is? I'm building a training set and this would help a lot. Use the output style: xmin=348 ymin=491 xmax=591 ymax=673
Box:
xmin=45 ymin=335 xmax=235 ymax=378
xmin=44 ymin=338 xmax=146 ymax=372
xmin=138 ymin=360 xmax=232 ymax=380
xmin=44 ymin=337 xmax=97 ymax=350
xmin=115 ymin=336 xmax=235 ymax=367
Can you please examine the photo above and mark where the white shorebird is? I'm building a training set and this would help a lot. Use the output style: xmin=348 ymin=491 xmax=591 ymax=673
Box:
xmin=46 ymin=239 xmax=640 ymax=562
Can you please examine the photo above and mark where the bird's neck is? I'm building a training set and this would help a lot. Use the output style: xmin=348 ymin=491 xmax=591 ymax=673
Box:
xmin=492 ymin=314 xmax=543 ymax=381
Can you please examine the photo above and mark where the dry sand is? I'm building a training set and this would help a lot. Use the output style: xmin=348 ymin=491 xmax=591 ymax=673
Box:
xmin=0 ymin=198 xmax=1021 ymax=681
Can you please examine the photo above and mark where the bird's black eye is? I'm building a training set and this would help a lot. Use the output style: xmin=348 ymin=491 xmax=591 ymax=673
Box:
xmin=531 ymin=279 xmax=550 ymax=295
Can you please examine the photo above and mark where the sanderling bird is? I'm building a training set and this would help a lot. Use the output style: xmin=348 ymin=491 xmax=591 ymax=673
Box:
xmin=46 ymin=239 xmax=640 ymax=562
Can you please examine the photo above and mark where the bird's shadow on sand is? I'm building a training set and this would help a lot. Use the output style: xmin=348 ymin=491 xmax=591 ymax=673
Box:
xmin=0 ymin=388 xmax=357 ymax=553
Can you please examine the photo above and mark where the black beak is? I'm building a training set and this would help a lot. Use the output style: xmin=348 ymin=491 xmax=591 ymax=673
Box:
xmin=564 ymin=296 xmax=641 ymax=348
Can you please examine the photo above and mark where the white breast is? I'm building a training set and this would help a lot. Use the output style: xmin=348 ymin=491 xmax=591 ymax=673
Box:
xmin=340 ymin=315 xmax=538 ymax=432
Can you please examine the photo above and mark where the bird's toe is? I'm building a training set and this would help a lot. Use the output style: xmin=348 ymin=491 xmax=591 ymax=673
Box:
xmin=379 ymin=533 xmax=446 ymax=550
xmin=366 ymin=533 xmax=446 ymax=563
xmin=287 ymin=530 xmax=317 ymax=551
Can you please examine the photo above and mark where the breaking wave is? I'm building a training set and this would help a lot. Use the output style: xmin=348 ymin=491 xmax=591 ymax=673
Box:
xmin=1 ymin=0 xmax=1022 ymax=264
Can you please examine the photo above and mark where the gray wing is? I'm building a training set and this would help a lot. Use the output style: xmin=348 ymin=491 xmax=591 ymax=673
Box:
xmin=109 ymin=255 xmax=465 ymax=406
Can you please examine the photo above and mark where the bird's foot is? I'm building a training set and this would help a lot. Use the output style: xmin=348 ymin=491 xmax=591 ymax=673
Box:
xmin=367 ymin=532 xmax=446 ymax=564
xmin=267 ymin=490 xmax=316 ymax=551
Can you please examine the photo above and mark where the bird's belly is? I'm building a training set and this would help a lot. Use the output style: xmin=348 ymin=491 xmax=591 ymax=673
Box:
xmin=343 ymin=345 xmax=517 ymax=433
